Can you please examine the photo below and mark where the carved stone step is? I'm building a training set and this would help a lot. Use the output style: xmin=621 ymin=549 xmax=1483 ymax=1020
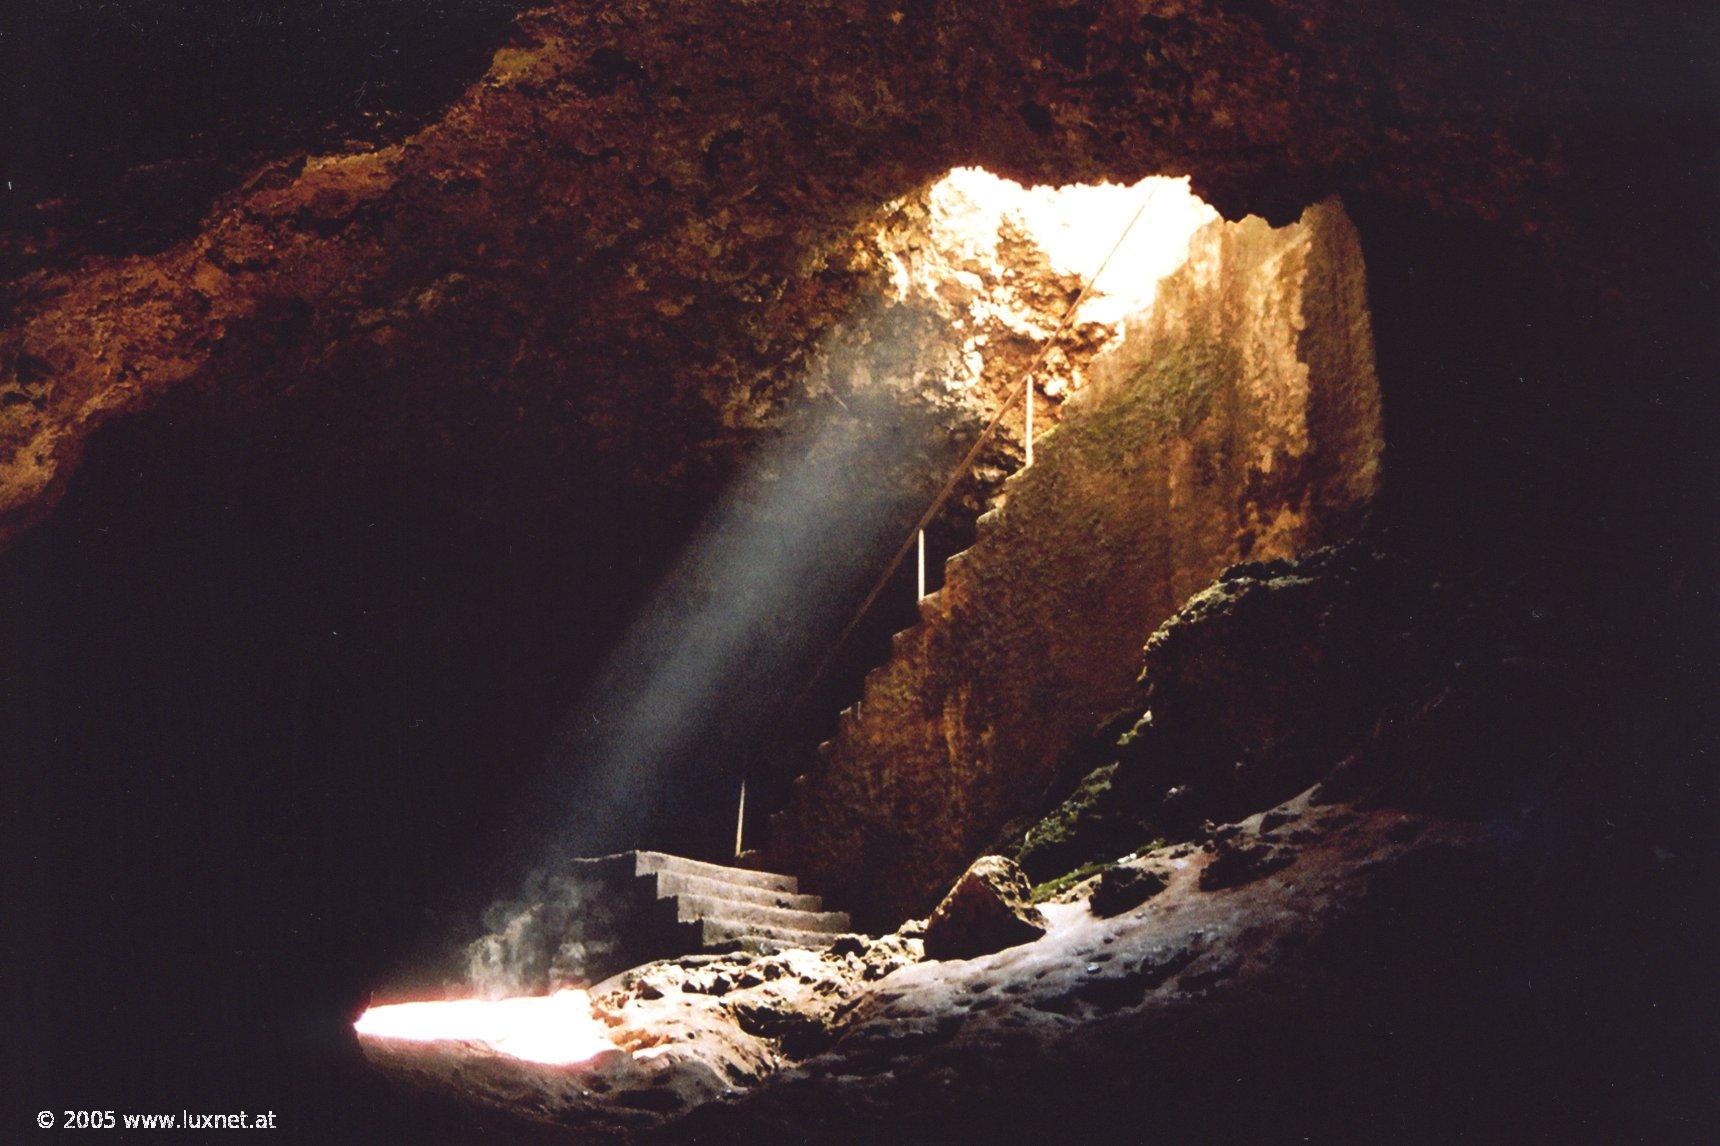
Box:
xmin=632 ymin=850 xmax=798 ymax=894
xmin=668 ymin=892 xmax=849 ymax=936
xmin=648 ymin=869 xmax=822 ymax=912
xmin=692 ymin=916 xmax=844 ymax=950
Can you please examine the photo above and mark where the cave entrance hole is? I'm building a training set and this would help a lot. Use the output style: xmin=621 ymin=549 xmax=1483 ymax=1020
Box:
xmin=781 ymin=169 xmax=1218 ymax=784
xmin=766 ymin=168 xmax=1220 ymax=777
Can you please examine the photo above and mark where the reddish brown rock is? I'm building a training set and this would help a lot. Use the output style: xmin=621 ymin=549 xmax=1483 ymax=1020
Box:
xmin=0 ymin=0 xmax=1612 ymax=549
xmin=922 ymin=855 xmax=1047 ymax=961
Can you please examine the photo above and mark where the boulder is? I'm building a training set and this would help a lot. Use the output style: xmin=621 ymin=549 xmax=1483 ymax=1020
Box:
xmin=1089 ymin=865 xmax=1167 ymax=917
xmin=1199 ymin=839 xmax=1296 ymax=891
xmin=922 ymin=856 xmax=1047 ymax=960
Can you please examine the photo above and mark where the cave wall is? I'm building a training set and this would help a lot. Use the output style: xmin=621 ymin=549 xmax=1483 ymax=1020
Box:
xmin=767 ymin=202 xmax=1380 ymax=925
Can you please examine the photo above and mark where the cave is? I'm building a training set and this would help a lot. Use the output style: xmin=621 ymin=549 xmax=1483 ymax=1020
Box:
xmin=3 ymin=3 xmax=1712 ymax=1142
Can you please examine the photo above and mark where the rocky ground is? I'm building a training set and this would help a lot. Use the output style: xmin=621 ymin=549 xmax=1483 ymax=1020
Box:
xmin=360 ymin=535 xmax=1712 ymax=1141
xmin=360 ymin=791 xmax=1527 ymax=1141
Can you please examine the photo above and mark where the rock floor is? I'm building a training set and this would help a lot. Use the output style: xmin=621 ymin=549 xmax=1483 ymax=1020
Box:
xmin=362 ymin=790 xmax=1498 ymax=1141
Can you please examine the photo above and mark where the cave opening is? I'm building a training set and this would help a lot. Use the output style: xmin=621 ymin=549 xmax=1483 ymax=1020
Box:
xmin=725 ymin=167 xmax=1229 ymax=825
xmin=524 ymin=167 xmax=1226 ymax=862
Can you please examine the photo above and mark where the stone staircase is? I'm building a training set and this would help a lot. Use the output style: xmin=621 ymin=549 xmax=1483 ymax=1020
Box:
xmin=633 ymin=851 xmax=850 ymax=952
xmin=528 ymin=851 xmax=851 ymax=986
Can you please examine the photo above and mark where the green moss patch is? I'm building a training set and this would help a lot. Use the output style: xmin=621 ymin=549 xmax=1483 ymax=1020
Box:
xmin=1014 ymin=762 xmax=1119 ymax=882
xmin=1031 ymin=861 xmax=1111 ymax=903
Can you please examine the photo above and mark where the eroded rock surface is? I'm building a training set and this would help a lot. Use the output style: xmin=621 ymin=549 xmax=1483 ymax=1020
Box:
xmin=364 ymin=796 xmax=1586 ymax=1143
xmin=1088 ymin=864 xmax=1167 ymax=918
xmin=922 ymin=856 xmax=1047 ymax=961
xmin=1012 ymin=542 xmax=1411 ymax=880
xmin=0 ymin=0 xmax=1655 ymax=549
xmin=362 ymin=923 xmax=927 ymax=1136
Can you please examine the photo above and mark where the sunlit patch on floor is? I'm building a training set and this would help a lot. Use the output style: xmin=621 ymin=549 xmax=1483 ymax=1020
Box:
xmin=354 ymin=989 xmax=620 ymax=1065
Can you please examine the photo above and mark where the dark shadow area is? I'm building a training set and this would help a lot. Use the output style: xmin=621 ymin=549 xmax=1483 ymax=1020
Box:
xmin=0 ymin=327 xmax=981 ymax=1121
xmin=0 ymin=366 xmax=690 ymax=1113
xmin=2 ymin=0 xmax=532 ymax=278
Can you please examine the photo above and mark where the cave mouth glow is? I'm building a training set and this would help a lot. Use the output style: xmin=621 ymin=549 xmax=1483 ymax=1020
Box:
xmin=353 ymin=989 xmax=620 ymax=1066
xmin=922 ymin=168 xmax=1219 ymax=325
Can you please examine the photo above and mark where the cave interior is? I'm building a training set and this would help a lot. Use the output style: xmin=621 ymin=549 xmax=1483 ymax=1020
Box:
xmin=2 ymin=2 xmax=1714 ymax=1142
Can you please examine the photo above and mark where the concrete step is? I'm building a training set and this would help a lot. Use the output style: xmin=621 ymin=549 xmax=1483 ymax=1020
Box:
xmin=670 ymin=892 xmax=849 ymax=936
xmin=649 ymin=870 xmax=823 ymax=912
xmin=633 ymin=850 xmax=798 ymax=894
xmin=693 ymin=915 xmax=844 ymax=950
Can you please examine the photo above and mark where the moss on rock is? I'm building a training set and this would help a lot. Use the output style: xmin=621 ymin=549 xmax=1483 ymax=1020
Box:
xmin=1015 ymin=762 xmax=1138 ymax=884
xmin=1030 ymin=862 xmax=1111 ymax=904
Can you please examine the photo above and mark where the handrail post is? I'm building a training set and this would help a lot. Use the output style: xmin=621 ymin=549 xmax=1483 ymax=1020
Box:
xmin=734 ymin=778 xmax=747 ymax=859
xmin=1024 ymin=382 xmax=1034 ymax=466
xmin=916 ymin=528 xmax=926 ymax=601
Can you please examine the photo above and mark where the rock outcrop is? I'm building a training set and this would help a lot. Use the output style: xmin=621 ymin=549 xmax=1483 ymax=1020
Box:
xmin=1012 ymin=542 xmax=1415 ymax=880
xmin=922 ymin=856 xmax=1047 ymax=960
xmin=766 ymin=203 xmax=1380 ymax=927
xmin=0 ymin=0 xmax=1659 ymax=550
xmin=1088 ymin=864 xmax=1167 ymax=918
xmin=361 ymin=923 xmax=928 ymax=1136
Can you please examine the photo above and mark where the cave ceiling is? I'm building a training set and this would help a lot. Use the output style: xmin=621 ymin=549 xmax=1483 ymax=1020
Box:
xmin=3 ymin=0 xmax=1680 ymax=549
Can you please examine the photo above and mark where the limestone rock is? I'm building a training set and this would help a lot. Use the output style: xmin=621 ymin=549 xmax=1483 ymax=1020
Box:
xmin=1199 ymin=840 xmax=1296 ymax=892
xmin=1005 ymin=543 xmax=1412 ymax=885
xmin=1090 ymin=865 xmax=1168 ymax=918
xmin=922 ymin=856 xmax=1047 ymax=960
